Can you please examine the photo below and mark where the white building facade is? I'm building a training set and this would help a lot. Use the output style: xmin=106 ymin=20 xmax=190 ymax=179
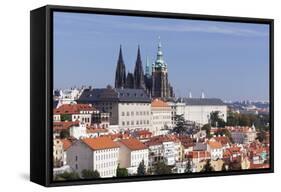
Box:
xmin=175 ymin=98 xmax=227 ymax=125
xmin=151 ymin=99 xmax=172 ymax=136
xmin=66 ymin=137 xmax=119 ymax=178
xmin=118 ymin=138 xmax=149 ymax=175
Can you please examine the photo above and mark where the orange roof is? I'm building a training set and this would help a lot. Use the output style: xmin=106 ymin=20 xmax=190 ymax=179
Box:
xmin=145 ymin=135 xmax=180 ymax=146
xmin=82 ymin=137 xmax=119 ymax=150
xmin=134 ymin=130 xmax=152 ymax=138
xmin=188 ymin=151 xmax=210 ymax=159
xmin=213 ymin=136 xmax=231 ymax=145
xmin=103 ymin=133 xmax=130 ymax=140
xmin=61 ymin=139 xmax=72 ymax=150
xmin=54 ymin=104 xmax=94 ymax=115
xmin=208 ymin=141 xmax=222 ymax=149
xmin=87 ymin=127 xmax=108 ymax=134
xmin=53 ymin=121 xmax=79 ymax=131
xmin=119 ymin=138 xmax=148 ymax=150
xmin=151 ymin=98 xmax=169 ymax=107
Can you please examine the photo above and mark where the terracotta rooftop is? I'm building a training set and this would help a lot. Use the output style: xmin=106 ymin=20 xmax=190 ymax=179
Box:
xmin=208 ymin=140 xmax=223 ymax=149
xmin=87 ymin=127 xmax=108 ymax=134
xmin=151 ymin=98 xmax=169 ymax=108
xmin=82 ymin=137 xmax=119 ymax=150
xmin=213 ymin=136 xmax=231 ymax=145
xmin=54 ymin=104 xmax=94 ymax=115
xmin=119 ymin=138 xmax=148 ymax=150
xmin=188 ymin=151 xmax=210 ymax=159
xmin=133 ymin=130 xmax=152 ymax=138
xmin=145 ymin=135 xmax=179 ymax=146
xmin=53 ymin=121 xmax=79 ymax=131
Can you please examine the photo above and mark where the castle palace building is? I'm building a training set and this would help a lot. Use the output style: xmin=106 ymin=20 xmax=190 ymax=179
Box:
xmin=114 ymin=38 xmax=174 ymax=99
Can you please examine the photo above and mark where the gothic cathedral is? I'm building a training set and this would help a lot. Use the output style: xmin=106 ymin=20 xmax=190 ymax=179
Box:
xmin=114 ymin=38 xmax=174 ymax=99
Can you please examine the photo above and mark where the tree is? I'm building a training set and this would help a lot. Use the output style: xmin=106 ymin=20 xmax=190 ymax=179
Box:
xmin=116 ymin=164 xmax=128 ymax=177
xmin=137 ymin=160 xmax=146 ymax=176
xmin=172 ymin=114 xmax=187 ymax=134
xmin=185 ymin=159 xmax=192 ymax=173
xmin=228 ymin=160 xmax=241 ymax=171
xmin=60 ymin=114 xmax=72 ymax=121
xmin=227 ymin=111 xmax=239 ymax=126
xmin=54 ymin=171 xmax=80 ymax=181
xmin=256 ymin=131 xmax=267 ymax=143
xmin=210 ymin=111 xmax=225 ymax=128
xmin=154 ymin=162 xmax=172 ymax=175
xmin=201 ymin=124 xmax=211 ymax=138
xmin=201 ymin=160 xmax=214 ymax=172
xmin=60 ymin=129 xmax=69 ymax=139
xmin=81 ymin=169 xmax=100 ymax=179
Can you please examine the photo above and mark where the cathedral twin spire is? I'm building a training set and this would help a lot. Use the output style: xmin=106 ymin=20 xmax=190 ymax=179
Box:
xmin=115 ymin=45 xmax=145 ymax=89
xmin=114 ymin=38 xmax=173 ymax=99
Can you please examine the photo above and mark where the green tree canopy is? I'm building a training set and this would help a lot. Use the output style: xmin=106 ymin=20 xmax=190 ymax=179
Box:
xmin=172 ymin=114 xmax=187 ymax=134
xmin=60 ymin=114 xmax=72 ymax=121
xmin=185 ymin=159 xmax=192 ymax=173
xmin=54 ymin=171 xmax=80 ymax=181
xmin=116 ymin=164 xmax=129 ymax=177
xmin=201 ymin=160 xmax=214 ymax=172
xmin=137 ymin=160 xmax=146 ymax=176
xmin=201 ymin=124 xmax=211 ymax=138
xmin=210 ymin=111 xmax=226 ymax=128
xmin=81 ymin=169 xmax=100 ymax=179
xmin=154 ymin=162 xmax=172 ymax=175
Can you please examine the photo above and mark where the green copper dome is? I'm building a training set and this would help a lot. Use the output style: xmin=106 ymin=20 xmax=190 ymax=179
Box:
xmin=154 ymin=37 xmax=167 ymax=69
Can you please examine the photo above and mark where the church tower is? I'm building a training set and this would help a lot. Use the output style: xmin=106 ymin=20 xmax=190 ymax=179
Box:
xmin=133 ymin=46 xmax=145 ymax=89
xmin=115 ymin=45 xmax=126 ymax=88
xmin=152 ymin=37 xmax=171 ymax=98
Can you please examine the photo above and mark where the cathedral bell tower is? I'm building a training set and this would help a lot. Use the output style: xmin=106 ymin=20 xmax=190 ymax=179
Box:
xmin=152 ymin=37 xmax=171 ymax=98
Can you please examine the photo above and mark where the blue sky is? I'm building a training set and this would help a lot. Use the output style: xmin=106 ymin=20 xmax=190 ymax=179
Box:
xmin=53 ymin=12 xmax=269 ymax=101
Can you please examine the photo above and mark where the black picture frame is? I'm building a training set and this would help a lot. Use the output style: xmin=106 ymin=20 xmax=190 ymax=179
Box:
xmin=30 ymin=4 xmax=274 ymax=187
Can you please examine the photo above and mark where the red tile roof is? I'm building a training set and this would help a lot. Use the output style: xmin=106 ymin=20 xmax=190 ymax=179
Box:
xmin=151 ymin=98 xmax=169 ymax=108
xmin=53 ymin=121 xmax=79 ymax=131
xmin=208 ymin=141 xmax=223 ymax=149
xmin=145 ymin=135 xmax=180 ymax=146
xmin=188 ymin=151 xmax=210 ymax=159
xmin=213 ymin=136 xmax=231 ymax=145
xmin=54 ymin=104 xmax=94 ymax=115
xmin=82 ymin=137 xmax=119 ymax=150
xmin=119 ymin=138 xmax=148 ymax=150
xmin=86 ymin=127 xmax=108 ymax=134
xmin=134 ymin=130 xmax=152 ymax=138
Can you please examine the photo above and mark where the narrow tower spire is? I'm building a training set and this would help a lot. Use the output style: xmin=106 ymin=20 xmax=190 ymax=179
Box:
xmin=134 ymin=45 xmax=145 ymax=89
xmin=115 ymin=45 xmax=126 ymax=88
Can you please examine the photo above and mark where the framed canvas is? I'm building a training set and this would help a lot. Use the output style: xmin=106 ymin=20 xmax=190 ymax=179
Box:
xmin=30 ymin=5 xmax=274 ymax=187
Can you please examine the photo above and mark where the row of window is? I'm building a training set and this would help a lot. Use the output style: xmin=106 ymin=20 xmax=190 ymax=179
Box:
xmin=121 ymin=111 xmax=150 ymax=116
xmin=153 ymin=116 xmax=171 ymax=120
xmin=122 ymin=120 xmax=150 ymax=126
xmin=73 ymin=115 xmax=91 ymax=123
xmin=95 ymin=152 xmax=117 ymax=161
xmin=96 ymin=161 xmax=116 ymax=169
xmin=95 ymin=148 xmax=118 ymax=153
